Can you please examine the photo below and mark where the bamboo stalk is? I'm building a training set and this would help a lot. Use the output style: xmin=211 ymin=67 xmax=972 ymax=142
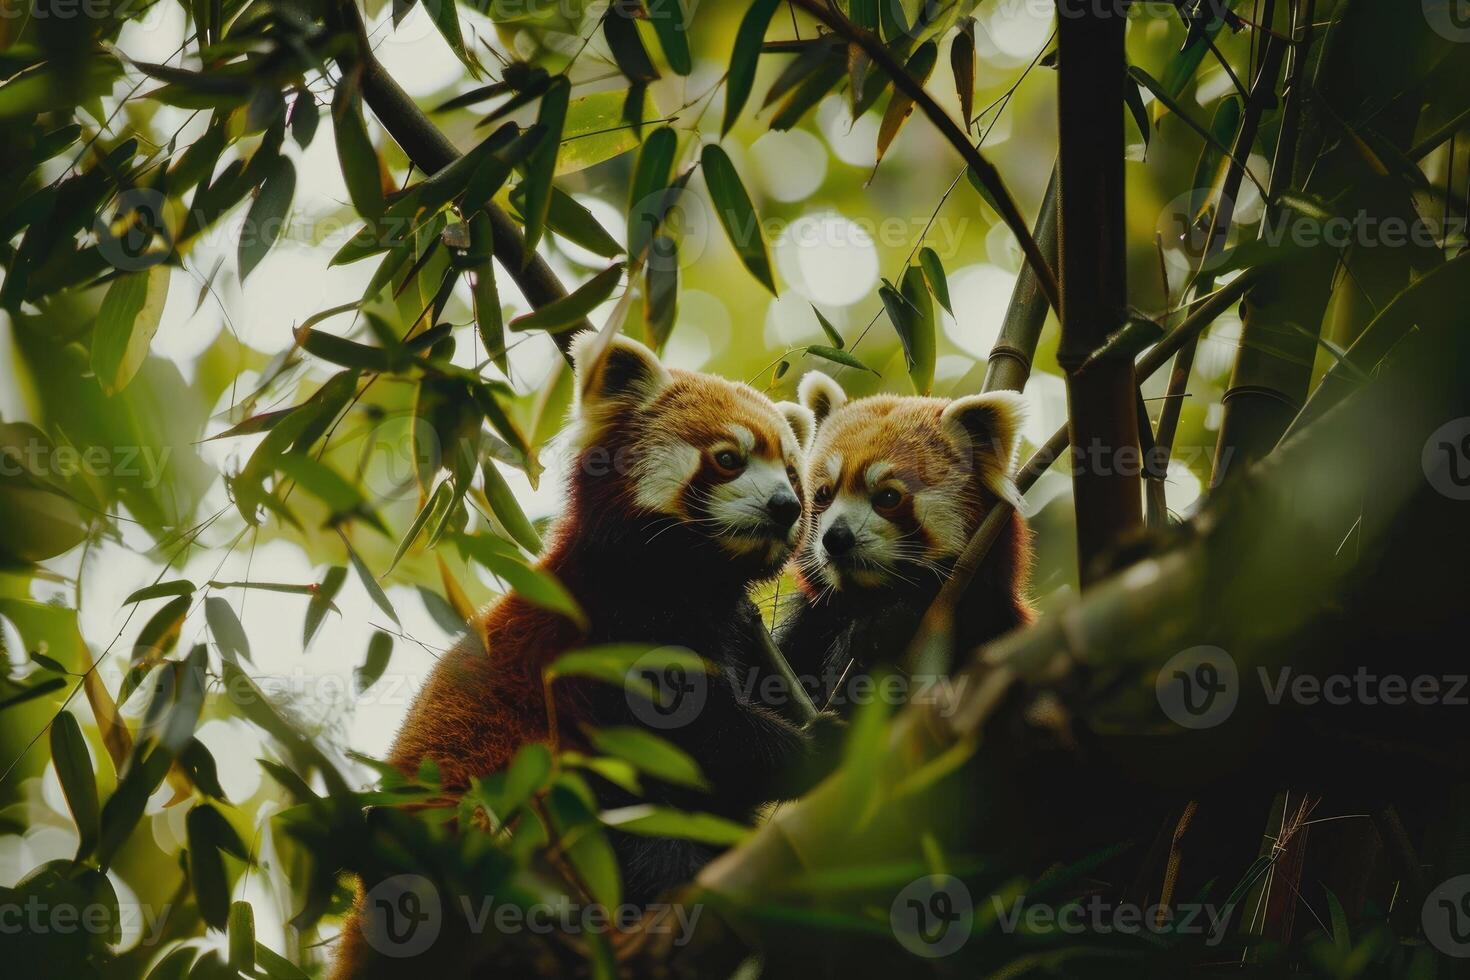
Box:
xmin=906 ymin=268 xmax=1263 ymax=672
xmin=981 ymin=163 xmax=1058 ymax=394
xmin=1055 ymin=4 xmax=1139 ymax=585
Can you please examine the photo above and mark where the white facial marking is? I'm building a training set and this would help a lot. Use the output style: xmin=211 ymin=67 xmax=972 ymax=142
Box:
xmin=729 ymin=425 xmax=755 ymax=454
xmin=632 ymin=441 xmax=701 ymax=513
xmin=814 ymin=491 xmax=904 ymax=588
xmin=708 ymin=456 xmax=799 ymax=546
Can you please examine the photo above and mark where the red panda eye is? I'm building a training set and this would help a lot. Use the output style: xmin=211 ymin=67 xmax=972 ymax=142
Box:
xmin=873 ymin=487 xmax=903 ymax=511
xmin=813 ymin=485 xmax=833 ymax=505
xmin=713 ymin=450 xmax=744 ymax=473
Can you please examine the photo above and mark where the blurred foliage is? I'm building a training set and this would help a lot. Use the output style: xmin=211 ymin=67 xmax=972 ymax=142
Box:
xmin=0 ymin=0 xmax=1468 ymax=977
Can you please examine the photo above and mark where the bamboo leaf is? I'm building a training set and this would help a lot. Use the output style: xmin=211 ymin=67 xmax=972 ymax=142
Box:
xmin=951 ymin=17 xmax=976 ymax=129
xmin=509 ymin=263 xmax=623 ymax=333
xmin=645 ymin=240 xmax=678 ymax=351
xmin=356 ymin=631 xmax=393 ymax=694
xmin=239 ymin=155 xmax=295 ymax=281
xmin=463 ymin=545 xmax=585 ymax=628
xmin=917 ymin=247 xmax=953 ymax=316
xmin=124 ymin=580 xmax=196 ymax=604
xmin=586 ymin=727 xmax=707 ymax=790
xmin=91 ymin=263 xmax=171 ymax=396
xmin=628 ymin=126 xmax=678 ymax=259
xmin=228 ymin=901 xmax=256 ymax=973
xmin=390 ymin=480 xmax=453 ymax=574
xmin=342 ymin=535 xmax=399 ymax=626
xmin=600 ymin=805 xmax=748 ymax=846
xmin=332 ymin=79 xmax=384 ymax=220
xmin=812 ymin=306 xmax=844 ymax=348
xmin=806 ymin=344 xmax=876 ymax=373
xmin=646 ymin=0 xmax=692 ymax=76
xmin=482 ymin=459 xmax=542 ymax=554
xmin=50 ymin=711 xmax=100 ymax=859
xmin=605 ymin=3 xmax=659 ymax=84
xmin=875 ymin=42 xmax=938 ymax=168
xmin=723 ymin=0 xmax=782 ymax=135
xmin=304 ymin=565 xmax=349 ymax=647
xmin=1124 ymin=75 xmax=1150 ymax=153
xmin=520 ymin=76 xmax=570 ymax=257
xmin=701 ymin=143 xmax=776 ymax=294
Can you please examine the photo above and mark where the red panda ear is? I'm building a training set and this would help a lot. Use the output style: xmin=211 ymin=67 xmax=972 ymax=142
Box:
xmin=797 ymin=370 xmax=847 ymax=427
xmin=570 ymin=332 xmax=671 ymax=409
xmin=941 ymin=391 xmax=1027 ymax=501
xmin=777 ymin=401 xmax=815 ymax=451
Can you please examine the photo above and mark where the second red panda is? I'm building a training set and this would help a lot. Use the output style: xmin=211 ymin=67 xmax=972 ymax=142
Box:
xmin=775 ymin=371 xmax=1035 ymax=711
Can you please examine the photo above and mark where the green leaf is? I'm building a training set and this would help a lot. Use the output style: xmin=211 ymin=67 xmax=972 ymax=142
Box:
xmin=723 ymin=0 xmax=781 ymax=134
xmin=239 ymin=155 xmax=295 ymax=281
xmin=701 ymin=143 xmax=775 ymax=294
xmin=467 ymin=213 xmax=504 ymax=371
xmin=1124 ymin=74 xmax=1150 ymax=153
xmin=586 ymin=727 xmax=707 ymax=790
xmin=605 ymin=4 xmax=659 ymax=84
xmin=521 ymin=76 xmax=570 ymax=258
xmin=547 ymin=644 xmax=710 ymax=701
xmin=124 ymin=579 xmax=197 ymax=604
xmin=627 ymin=126 xmax=679 ymax=259
xmin=917 ymin=248 xmax=953 ymax=316
xmin=881 ymin=271 xmax=936 ymax=394
xmin=482 ymin=459 xmax=542 ymax=554
xmin=0 ymin=676 xmax=66 ymax=711
xmin=424 ymin=0 xmax=474 ymax=73
xmin=876 ymin=42 xmax=938 ymax=167
xmin=806 ymin=344 xmax=876 ymax=373
xmin=509 ymin=263 xmax=623 ymax=333
xmin=544 ymin=781 xmax=621 ymax=909
xmin=557 ymin=90 xmax=645 ymax=175
xmin=98 ymin=745 xmax=171 ymax=868
xmin=1128 ymin=67 xmax=1243 ymax=172
xmin=952 ymin=18 xmax=976 ymax=129
xmin=646 ymin=0 xmax=692 ymax=75
xmin=463 ymin=545 xmax=585 ymax=627
xmin=131 ymin=594 xmax=190 ymax=667
xmin=544 ymin=187 xmax=623 ymax=258
xmin=254 ymin=944 xmax=309 ymax=980
xmin=304 ymin=565 xmax=348 ymax=647
xmin=356 ymin=631 xmax=393 ymax=694
xmin=600 ymin=804 xmax=748 ymax=845
xmin=645 ymin=241 xmax=678 ymax=351
xmin=342 ymin=535 xmax=400 ymax=626
xmin=186 ymin=804 xmax=239 ymax=929
xmin=333 ymin=79 xmax=384 ymax=220
xmin=228 ymin=901 xmax=256 ymax=972
xmin=50 ymin=711 xmax=100 ymax=859
xmin=274 ymin=454 xmax=368 ymax=519
xmin=1161 ymin=0 xmax=1244 ymax=97
xmin=389 ymin=480 xmax=452 ymax=573
xmin=91 ymin=263 xmax=171 ymax=396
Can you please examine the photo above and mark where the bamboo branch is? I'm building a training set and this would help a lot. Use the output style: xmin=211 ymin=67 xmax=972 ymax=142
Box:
xmin=333 ymin=1 xmax=587 ymax=352
xmin=786 ymin=0 xmax=1059 ymax=315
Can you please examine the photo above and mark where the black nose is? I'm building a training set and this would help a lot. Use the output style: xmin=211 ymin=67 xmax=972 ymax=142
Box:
xmin=766 ymin=491 xmax=801 ymax=531
xmin=822 ymin=523 xmax=855 ymax=557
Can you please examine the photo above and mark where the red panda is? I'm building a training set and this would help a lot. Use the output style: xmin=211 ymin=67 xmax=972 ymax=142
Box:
xmin=775 ymin=370 xmax=1035 ymax=712
xmin=332 ymin=334 xmax=821 ymax=977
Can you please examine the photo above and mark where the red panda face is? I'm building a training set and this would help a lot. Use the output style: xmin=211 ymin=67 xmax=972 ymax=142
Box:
xmin=570 ymin=332 xmax=813 ymax=579
xmin=793 ymin=371 xmax=1025 ymax=594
